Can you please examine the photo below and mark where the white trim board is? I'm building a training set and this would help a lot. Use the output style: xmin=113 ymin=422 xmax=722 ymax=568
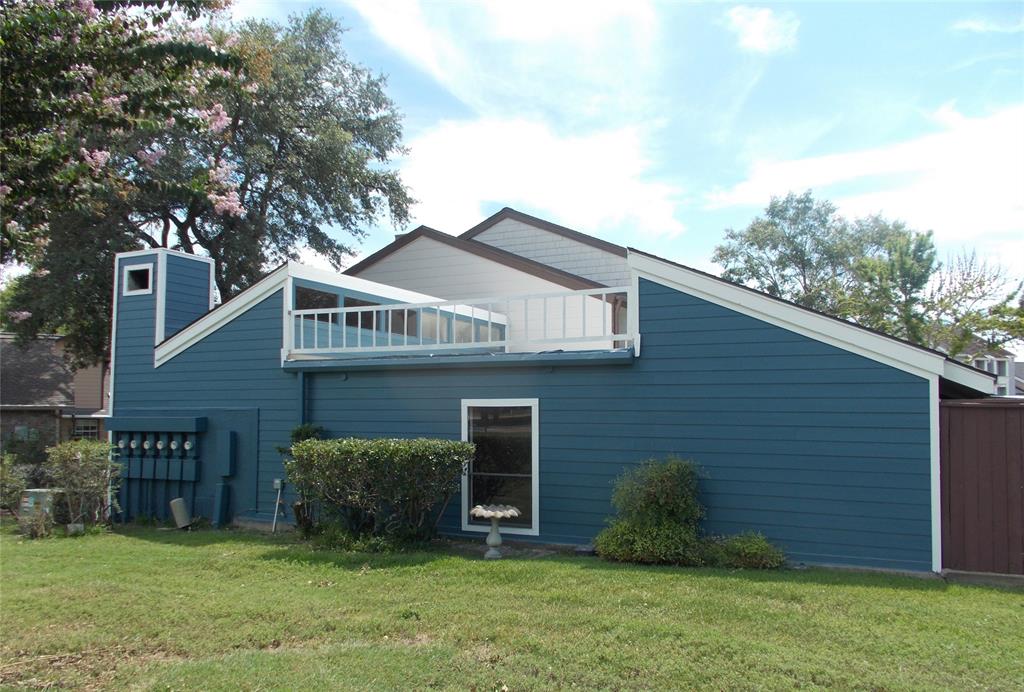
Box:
xmin=121 ymin=262 xmax=153 ymax=297
xmin=627 ymin=250 xmax=992 ymax=393
xmin=928 ymin=374 xmax=942 ymax=572
xmin=461 ymin=398 xmax=540 ymax=537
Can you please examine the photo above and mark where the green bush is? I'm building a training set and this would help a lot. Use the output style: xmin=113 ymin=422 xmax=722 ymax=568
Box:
xmin=279 ymin=424 xmax=327 ymax=538
xmin=595 ymin=520 xmax=705 ymax=566
xmin=1 ymin=453 xmax=27 ymax=516
xmin=1 ymin=432 xmax=51 ymax=488
xmin=610 ymin=457 xmax=703 ymax=528
xmin=713 ymin=532 xmax=786 ymax=569
xmin=286 ymin=437 xmax=474 ymax=541
xmin=44 ymin=439 xmax=121 ymax=525
xmin=595 ymin=457 xmax=785 ymax=569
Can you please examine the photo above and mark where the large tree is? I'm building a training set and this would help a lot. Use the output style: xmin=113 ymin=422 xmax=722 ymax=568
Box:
xmin=0 ymin=0 xmax=231 ymax=265
xmin=713 ymin=191 xmax=1021 ymax=357
xmin=2 ymin=8 xmax=411 ymax=366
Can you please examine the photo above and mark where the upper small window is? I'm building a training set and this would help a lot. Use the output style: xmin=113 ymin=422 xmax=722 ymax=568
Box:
xmin=295 ymin=286 xmax=339 ymax=323
xmin=122 ymin=264 xmax=153 ymax=296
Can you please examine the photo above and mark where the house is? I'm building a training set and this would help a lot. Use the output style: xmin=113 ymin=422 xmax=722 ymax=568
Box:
xmin=105 ymin=208 xmax=994 ymax=573
xmin=0 ymin=333 xmax=108 ymax=449
xmin=962 ymin=346 xmax=1019 ymax=396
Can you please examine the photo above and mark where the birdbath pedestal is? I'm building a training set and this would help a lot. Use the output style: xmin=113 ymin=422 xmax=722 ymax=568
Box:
xmin=469 ymin=504 xmax=521 ymax=559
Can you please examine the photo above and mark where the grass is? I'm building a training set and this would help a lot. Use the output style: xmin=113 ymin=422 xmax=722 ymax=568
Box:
xmin=1 ymin=525 xmax=1022 ymax=690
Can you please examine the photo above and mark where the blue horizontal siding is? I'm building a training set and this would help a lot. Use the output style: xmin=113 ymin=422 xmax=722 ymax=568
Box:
xmin=164 ymin=254 xmax=211 ymax=338
xmin=111 ymin=266 xmax=933 ymax=572
xmin=305 ymin=279 xmax=932 ymax=571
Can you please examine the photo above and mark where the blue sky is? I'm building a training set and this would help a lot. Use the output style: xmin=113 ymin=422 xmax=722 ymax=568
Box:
xmin=232 ymin=1 xmax=1024 ymax=274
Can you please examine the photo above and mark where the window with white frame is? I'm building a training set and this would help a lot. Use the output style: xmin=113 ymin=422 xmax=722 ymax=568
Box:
xmin=72 ymin=419 xmax=100 ymax=440
xmin=122 ymin=264 xmax=153 ymax=295
xmin=461 ymin=399 xmax=539 ymax=535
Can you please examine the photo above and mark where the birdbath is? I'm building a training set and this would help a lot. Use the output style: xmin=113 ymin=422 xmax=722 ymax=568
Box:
xmin=470 ymin=504 xmax=520 ymax=559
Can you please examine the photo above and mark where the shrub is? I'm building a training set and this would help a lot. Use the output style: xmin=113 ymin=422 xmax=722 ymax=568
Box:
xmin=1 ymin=432 xmax=51 ymax=488
xmin=286 ymin=437 xmax=474 ymax=541
xmin=17 ymin=509 xmax=53 ymax=539
xmin=715 ymin=531 xmax=785 ymax=569
xmin=278 ymin=424 xmax=327 ymax=538
xmin=595 ymin=520 xmax=704 ymax=566
xmin=43 ymin=439 xmax=121 ymax=526
xmin=595 ymin=457 xmax=785 ymax=569
xmin=1 ymin=453 xmax=27 ymax=517
xmin=610 ymin=457 xmax=703 ymax=528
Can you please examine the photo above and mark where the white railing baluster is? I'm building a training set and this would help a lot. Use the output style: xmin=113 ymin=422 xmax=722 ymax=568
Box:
xmin=601 ymin=292 xmax=607 ymax=337
xmin=404 ymin=308 xmax=409 ymax=346
xmin=581 ymin=294 xmax=586 ymax=338
xmin=436 ymin=307 xmax=441 ymax=345
xmin=562 ymin=295 xmax=567 ymax=339
xmin=543 ymin=297 xmax=548 ymax=340
xmin=487 ymin=304 xmax=492 ymax=343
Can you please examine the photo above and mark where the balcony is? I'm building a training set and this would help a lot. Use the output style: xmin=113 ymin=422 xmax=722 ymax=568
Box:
xmin=286 ymin=286 xmax=633 ymax=361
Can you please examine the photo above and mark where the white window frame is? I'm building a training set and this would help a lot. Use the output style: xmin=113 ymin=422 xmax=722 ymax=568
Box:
xmin=122 ymin=263 xmax=153 ymax=296
xmin=461 ymin=398 xmax=540 ymax=536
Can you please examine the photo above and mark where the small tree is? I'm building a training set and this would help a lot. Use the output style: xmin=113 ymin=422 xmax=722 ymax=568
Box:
xmin=44 ymin=440 xmax=120 ymax=526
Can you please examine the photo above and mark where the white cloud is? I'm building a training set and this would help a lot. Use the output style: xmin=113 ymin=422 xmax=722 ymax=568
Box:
xmin=724 ymin=6 xmax=799 ymax=54
xmin=951 ymin=18 xmax=1024 ymax=34
xmin=400 ymin=118 xmax=684 ymax=239
xmin=343 ymin=0 xmax=660 ymax=126
xmin=706 ymin=103 xmax=1024 ymax=261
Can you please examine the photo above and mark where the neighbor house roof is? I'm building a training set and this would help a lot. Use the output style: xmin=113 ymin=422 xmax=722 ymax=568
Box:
xmin=344 ymin=225 xmax=604 ymax=290
xmin=460 ymin=207 xmax=628 ymax=258
xmin=0 ymin=333 xmax=74 ymax=409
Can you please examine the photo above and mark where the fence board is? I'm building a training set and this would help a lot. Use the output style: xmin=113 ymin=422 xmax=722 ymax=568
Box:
xmin=941 ymin=399 xmax=1024 ymax=575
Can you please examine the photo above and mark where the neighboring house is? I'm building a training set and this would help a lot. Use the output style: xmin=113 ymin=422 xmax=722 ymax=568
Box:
xmin=105 ymin=208 xmax=994 ymax=574
xmin=0 ymin=333 xmax=108 ymax=449
xmin=962 ymin=345 xmax=1019 ymax=396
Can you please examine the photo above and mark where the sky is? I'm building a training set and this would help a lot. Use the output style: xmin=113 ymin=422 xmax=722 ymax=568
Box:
xmin=241 ymin=2 xmax=1022 ymax=274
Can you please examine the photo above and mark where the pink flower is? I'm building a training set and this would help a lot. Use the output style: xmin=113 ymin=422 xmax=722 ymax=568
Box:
xmin=199 ymin=103 xmax=230 ymax=133
xmin=207 ymin=159 xmax=234 ymax=185
xmin=75 ymin=0 xmax=99 ymax=20
xmin=7 ymin=311 xmax=32 ymax=323
xmin=164 ymin=116 xmax=176 ymax=127
xmin=33 ymin=269 xmax=51 ymax=278
xmin=0 ymin=185 xmax=10 ymax=198
xmin=102 ymin=94 xmax=128 ymax=112
xmin=207 ymin=190 xmax=244 ymax=217
xmin=80 ymin=148 xmax=110 ymax=172
xmin=136 ymin=145 xmax=166 ymax=168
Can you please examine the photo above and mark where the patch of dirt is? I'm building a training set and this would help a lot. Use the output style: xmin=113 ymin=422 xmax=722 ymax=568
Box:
xmin=0 ymin=645 xmax=185 ymax=691
xmin=442 ymin=539 xmax=571 ymax=560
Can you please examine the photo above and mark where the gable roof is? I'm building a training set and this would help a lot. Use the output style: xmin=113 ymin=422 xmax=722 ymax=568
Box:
xmin=461 ymin=207 xmax=628 ymax=258
xmin=343 ymin=225 xmax=603 ymax=290
xmin=0 ymin=333 xmax=74 ymax=408
xmin=627 ymin=248 xmax=994 ymax=394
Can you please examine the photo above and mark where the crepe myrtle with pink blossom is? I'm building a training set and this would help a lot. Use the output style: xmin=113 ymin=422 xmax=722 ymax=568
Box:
xmin=1 ymin=7 xmax=410 ymax=369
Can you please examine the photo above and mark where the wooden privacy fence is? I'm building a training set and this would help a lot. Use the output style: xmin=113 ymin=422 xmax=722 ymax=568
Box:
xmin=940 ymin=399 xmax=1024 ymax=575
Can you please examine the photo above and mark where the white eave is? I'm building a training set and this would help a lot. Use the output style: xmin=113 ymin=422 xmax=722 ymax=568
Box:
xmin=628 ymin=249 xmax=994 ymax=394
xmin=153 ymin=262 xmax=451 ymax=368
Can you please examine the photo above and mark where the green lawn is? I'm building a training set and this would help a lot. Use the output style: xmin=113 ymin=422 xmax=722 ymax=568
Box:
xmin=1 ymin=526 xmax=1021 ymax=690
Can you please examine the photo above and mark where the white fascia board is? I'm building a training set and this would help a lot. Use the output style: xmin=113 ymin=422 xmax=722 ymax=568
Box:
xmin=288 ymin=262 xmax=444 ymax=305
xmin=154 ymin=265 xmax=289 ymax=367
xmin=628 ymin=251 xmax=956 ymax=382
xmin=942 ymin=360 xmax=995 ymax=393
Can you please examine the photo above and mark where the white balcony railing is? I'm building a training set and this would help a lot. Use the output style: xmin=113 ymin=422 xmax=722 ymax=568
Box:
xmin=287 ymin=286 xmax=633 ymax=358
